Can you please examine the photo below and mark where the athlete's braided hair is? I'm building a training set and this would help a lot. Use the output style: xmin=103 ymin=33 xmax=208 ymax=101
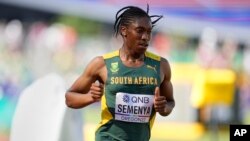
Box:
xmin=114 ymin=4 xmax=163 ymax=36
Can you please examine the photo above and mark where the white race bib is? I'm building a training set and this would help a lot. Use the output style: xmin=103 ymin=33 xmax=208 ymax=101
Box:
xmin=115 ymin=92 xmax=154 ymax=123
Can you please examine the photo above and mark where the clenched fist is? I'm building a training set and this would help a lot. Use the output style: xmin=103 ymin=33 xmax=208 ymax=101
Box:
xmin=90 ymin=83 xmax=104 ymax=102
xmin=154 ymin=87 xmax=167 ymax=113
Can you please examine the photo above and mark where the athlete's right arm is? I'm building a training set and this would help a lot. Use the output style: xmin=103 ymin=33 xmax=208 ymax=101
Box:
xmin=65 ymin=56 xmax=106 ymax=109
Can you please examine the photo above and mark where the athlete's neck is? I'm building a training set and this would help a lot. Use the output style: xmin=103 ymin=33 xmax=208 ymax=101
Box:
xmin=119 ymin=47 xmax=145 ymax=63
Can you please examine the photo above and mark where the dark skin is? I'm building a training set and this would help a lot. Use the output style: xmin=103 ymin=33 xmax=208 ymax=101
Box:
xmin=65 ymin=16 xmax=175 ymax=116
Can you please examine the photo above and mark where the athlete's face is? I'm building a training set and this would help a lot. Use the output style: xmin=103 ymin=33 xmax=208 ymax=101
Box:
xmin=122 ymin=17 xmax=152 ymax=53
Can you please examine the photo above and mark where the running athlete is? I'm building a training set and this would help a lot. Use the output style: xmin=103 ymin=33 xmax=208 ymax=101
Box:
xmin=65 ymin=5 xmax=175 ymax=141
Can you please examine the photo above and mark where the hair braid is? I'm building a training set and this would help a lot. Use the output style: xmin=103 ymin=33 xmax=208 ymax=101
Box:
xmin=114 ymin=5 xmax=163 ymax=36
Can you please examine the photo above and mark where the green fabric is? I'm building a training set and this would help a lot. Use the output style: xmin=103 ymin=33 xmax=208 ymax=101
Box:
xmin=95 ymin=51 xmax=161 ymax=141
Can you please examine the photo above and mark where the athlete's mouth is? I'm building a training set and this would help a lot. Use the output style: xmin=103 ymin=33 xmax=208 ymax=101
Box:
xmin=138 ymin=43 xmax=148 ymax=48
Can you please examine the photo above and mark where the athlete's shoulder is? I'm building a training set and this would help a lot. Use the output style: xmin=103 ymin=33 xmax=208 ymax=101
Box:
xmin=145 ymin=51 xmax=161 ymax=61
xmin=103 ymin=50 xmax=119 ymax=59
xmin=89 ymin=56 xmax=105 ymax=67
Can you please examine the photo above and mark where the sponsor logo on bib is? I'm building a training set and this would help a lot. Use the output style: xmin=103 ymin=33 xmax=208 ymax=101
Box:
xmin=115 ymin=92 xmax=154 ymax=123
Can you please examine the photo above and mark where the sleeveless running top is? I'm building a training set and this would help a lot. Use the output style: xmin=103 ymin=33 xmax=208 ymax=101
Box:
xmin=95 ymin=50 xmax=161 ymax=141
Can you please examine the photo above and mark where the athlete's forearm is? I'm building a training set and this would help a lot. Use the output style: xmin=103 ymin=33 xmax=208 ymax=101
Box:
xmin=65 ymin=92 xmax=95 ymax=109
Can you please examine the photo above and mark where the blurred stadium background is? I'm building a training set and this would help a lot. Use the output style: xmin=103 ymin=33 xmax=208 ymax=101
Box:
xmin=0 ymin=0 xmax=250 ymax=141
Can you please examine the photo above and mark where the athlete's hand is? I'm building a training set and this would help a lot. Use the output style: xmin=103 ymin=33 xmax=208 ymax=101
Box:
xmin=154 ymin=87 xmax=167 ymax=113
xmin=90 ymin=82 xmax=104 ymax=102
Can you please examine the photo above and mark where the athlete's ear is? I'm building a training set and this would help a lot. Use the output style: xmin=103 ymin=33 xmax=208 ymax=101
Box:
xmin=120 ymin=26 xmax=127 ymax=37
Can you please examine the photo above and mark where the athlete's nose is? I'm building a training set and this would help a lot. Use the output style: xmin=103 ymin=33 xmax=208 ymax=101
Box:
xmin=141 ymin=32 xmax=151 ymax=41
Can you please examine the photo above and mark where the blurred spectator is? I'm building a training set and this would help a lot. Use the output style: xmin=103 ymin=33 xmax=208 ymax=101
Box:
xmin=196 ymin=27 xmax=218 ymax=68
xmin=4 ymin=20 xmax=23 ymax=51
xmin=194 ymin=27 xmax=239 ymax=125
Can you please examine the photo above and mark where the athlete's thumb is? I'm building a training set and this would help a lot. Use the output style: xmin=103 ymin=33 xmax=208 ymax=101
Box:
xmin=154 ymin=87 xmax=160 ymax=97
xmin=99 ymin=82 xmax=104 ymax=88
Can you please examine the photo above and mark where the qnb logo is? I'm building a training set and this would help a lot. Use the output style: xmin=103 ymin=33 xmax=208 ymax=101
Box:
xmin=123 ymin=95 xmax=130 ymax=103
xmin=122 ymin=95 xmax=150 ymax=104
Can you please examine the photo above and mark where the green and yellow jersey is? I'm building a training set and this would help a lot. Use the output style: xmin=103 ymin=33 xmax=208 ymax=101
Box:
xmin=95 ymin=50 xmax=161 ymax=141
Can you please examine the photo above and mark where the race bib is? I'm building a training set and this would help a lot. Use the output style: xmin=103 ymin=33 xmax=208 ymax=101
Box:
xmin=115 ymin=92 xmax=154 ymax=123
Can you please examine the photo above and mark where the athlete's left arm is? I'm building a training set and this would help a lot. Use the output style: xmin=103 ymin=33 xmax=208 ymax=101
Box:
xmin=154 ymin=58 xmax=175 ymax=116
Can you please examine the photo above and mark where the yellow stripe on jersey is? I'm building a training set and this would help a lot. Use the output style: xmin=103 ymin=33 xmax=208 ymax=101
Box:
xmin=103 ymin=50 xmax=119 ymax=59
xmin=149 ymin=113 xmax=156 ymax=130
xmin=96 ymin=89 xmax=113 ymax=131
xmin=145 ymin=51 xmax=161 ymax=61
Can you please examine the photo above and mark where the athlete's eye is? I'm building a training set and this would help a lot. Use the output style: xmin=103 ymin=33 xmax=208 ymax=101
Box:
xmin=147 ymin=30 xmax=152 ymax=35
xmin=136 ymin=28 xmax=144 ymax=34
